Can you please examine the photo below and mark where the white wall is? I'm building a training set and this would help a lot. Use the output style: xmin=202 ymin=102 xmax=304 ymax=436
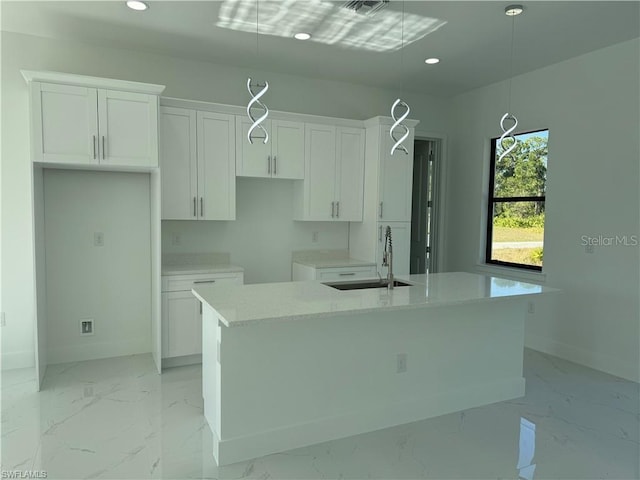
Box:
xmin=162 ymin=178 xmax=349 ymax=284
xmin=446 ymin=38 xmax=640 ymax=382
xmin=43 ymin=170 xmax=151 ymax=364
xmin=0 ymin=31 xmax=451 ymax=368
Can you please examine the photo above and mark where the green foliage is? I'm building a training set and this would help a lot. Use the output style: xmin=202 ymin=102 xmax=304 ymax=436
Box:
xmin=494 ymin=213 xmax=545 ymax=228
xmin=530 ymin=247 xmax=544 ymax=264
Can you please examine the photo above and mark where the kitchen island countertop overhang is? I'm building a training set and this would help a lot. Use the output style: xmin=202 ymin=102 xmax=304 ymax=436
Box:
xmin=192 ymin=271 xmax=557 ymax=328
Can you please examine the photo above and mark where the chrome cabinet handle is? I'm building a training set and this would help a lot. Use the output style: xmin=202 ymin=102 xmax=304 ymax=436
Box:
xmin=102 ymin=136 xmax=106 ymax=160
xmin=92 ymin=135 xmax=97 ymax=159
xmin=193 ymin=280 xmax=216 ymax=284
xmin=193 ymin=197 xmax=197 ymax=217
xmin=200 ymin=197 xmax=204 ymax=217
xmin=273 ymin=156 xmax=277 ymax=175
xmin=331 ymin=201 xmax=335 ymax=218
xmin=379 ymin=202 xmax=383 ymax=218
xmin=267 ymin=155 xmax=271 ymax=174
xmin=379 ymin=225 xmax=383 ymax=242
xmin=339 ymin=272 xmax=356 ymax=276
xmin=336 ymin=201 xmax=340 ymax=218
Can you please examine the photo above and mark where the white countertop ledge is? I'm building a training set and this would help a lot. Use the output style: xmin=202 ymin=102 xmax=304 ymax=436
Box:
xmin=192 ymin=272 xmax=559 ymax=328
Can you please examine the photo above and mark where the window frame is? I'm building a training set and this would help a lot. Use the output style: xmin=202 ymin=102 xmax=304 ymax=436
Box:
xmin=485 ymin=128 xmax=548 ymax=272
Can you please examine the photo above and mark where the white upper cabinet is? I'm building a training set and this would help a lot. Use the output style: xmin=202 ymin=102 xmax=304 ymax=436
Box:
xmin=336 ymin=127 xmax=365 ymax=221
xmin=294 ymin=124 xmax=364 ymax=221
xmin=236 ymin=118 xmax=304 ymax=179
xmin=31 ymin=83 xmax=99 ymax=165
xmin=160 ymin=106 xmax=235 ymax=221
xmin=24 ymin=71 xmax=164 ymax=169
xmin=97 ymin=89 xmax=159 ymax=168
xmin=197 ymin=111 xmax=236 ymax=220
xmin=160 ymin=107 xmax=197 ymax=219
xmin=378 ymin=126 xmax=415 ymax=222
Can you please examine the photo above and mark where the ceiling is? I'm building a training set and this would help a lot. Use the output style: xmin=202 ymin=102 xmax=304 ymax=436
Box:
xmin=2 ymin=1 xmax=639 ymax=97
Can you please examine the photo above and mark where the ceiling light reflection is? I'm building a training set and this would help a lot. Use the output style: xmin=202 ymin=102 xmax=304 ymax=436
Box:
xmin=217 ymin=0 xmax=446 ymax=52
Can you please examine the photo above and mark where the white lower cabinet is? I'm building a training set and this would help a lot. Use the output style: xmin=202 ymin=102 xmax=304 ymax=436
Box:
xmin=376 ymin=221 xmax=411 ymax=277
xmin=161 ymin=271 xmax=243 ymax=362
xmin=292 ymin=263 xmax=377 ymax=281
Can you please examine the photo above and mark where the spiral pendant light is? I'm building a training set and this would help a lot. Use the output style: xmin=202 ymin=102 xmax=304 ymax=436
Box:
xmin=246 ymin=0 xmax=269 ymax=144
xmin=390 ymin=1 xmax=410 ymax=155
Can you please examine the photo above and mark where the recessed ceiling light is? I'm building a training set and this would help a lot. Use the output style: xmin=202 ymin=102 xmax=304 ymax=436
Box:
xmin=294 ymin=32 xmax=312 ymax=40
xmin=424 ymin=57 xmax=440 ymax=64
xmin=126 ymin=1 xmax=148 ymax=11
xmin=504 ymin=4 xmax=524 ymax=16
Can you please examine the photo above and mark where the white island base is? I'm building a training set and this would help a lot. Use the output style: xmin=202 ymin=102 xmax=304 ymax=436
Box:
xmin=196 ymin=273 xmax=550 ymax=466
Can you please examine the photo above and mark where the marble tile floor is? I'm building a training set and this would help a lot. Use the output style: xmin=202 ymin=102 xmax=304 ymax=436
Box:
xmin=1 ymin=349 xmax=638 ymax=480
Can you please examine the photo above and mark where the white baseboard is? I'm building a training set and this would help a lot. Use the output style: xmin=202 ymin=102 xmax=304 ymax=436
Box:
xmin=1 ymin=350 xmax=36 ymax=370
xmin=525 ymin=333 xmax=639 ymax=383
xmin=47 ymin=338 xmax=150 ymax=365
xmin=162 ymin=354 xmax=201 ymax=369
xmin=214 ymin=377 xmax=525 ymax=466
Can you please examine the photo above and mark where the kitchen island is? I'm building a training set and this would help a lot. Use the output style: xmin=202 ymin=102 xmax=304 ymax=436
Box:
xmin=193 ymin=272 xmax=556 ymax=465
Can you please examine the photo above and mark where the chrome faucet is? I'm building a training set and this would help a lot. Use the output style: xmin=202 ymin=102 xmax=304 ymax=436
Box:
xmin=382 ymin=225 xmax=394 ymax=290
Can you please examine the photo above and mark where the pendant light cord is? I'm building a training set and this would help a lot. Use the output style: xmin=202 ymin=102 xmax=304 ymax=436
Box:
xmin=400 ymin=0 xmax=405 ymax=99
xmin=507 ymin=13 xmax=515 ymax=114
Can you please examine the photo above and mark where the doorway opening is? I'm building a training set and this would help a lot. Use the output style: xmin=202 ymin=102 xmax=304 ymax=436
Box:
xmin=410 ymin=138 xmax=440 ymax=273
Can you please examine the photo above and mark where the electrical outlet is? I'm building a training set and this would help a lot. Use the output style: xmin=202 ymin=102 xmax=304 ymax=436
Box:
xmin=172 ymin=232 xmax=181 ymax=246
xmin=94 ymin=232 xmax=104 ymax=247
xmin=312 ymin=231 xmax=319 ymax=243
xmin=83 ymin=386 xmax=94 ymax=397
xmin=0 ymin=312 xmax=5 ymax=327
xmin=585 ymin=244 xmax=594 ymax=254
xmin=527 ymin=301 xmax=535 ymax=314
xmin=397 ymin=353 xmax=407 ymax=373
xmin=80 ymin=319 xmax=94 ymax=336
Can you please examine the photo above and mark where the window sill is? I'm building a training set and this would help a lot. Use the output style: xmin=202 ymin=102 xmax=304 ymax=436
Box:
xmin=475 ymin=263 xmax=546 ymax=284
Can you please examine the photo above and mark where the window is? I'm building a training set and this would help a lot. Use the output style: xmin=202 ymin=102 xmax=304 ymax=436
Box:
xmin=486 ymin=129 xmax=548 ymax=271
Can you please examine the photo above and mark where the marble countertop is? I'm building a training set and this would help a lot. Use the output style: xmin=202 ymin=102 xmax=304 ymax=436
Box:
xmin=292 ymin=258 xmax=377 ymax=268
xmin=192 ymin=272 xmax=558 ymax=328
xmin=291 ymin=249 xmax=375 ymax=268
xmin=162 ymin=264 xmax=244 ymax=276
xmin=161 ymin=252 xmax=243 ymax=276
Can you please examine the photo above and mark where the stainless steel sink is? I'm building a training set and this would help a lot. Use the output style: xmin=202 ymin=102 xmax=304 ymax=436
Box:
xmin=323 ymin=279 xmax=413 ymax=291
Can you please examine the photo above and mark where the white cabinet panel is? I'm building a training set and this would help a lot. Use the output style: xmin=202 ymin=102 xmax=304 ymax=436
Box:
xmin=161 ymin=271 xmax=243 ymax=360
xmin=376 ymin=221 xmax=411 ymax=276
xmin=98 ymin=89 xmax=159 ymax=167
xmin=236 ymin=118 xmax=272 ymax=177
xmin=336 ymin=127 xmax=365 ymax=221
xmin=236 ymin=118 xmax=304 ymax=179
xmin=163 ymin=291 xmax=201 ymax=358
xmin=305 ymin=124 xmax=337 ymax=220
xmin=379 ymin=127 xmax=414 ymax=222
xmin=272 ymin=120 xmax=305 ymax=179
xmin=160 ymin=107 xmax=197 ymax=219
xmin=30 ymin=80 xmax=160 ymax=168
xmin=295 ymin=124 xmax=364 ymax=222
xmin=197 ymin=111 xmax=236 ymax=220
xmin=32 ymin=83 xmax=99 ymax=164
xmin=160 ymin=107 xmax=235 ymax=220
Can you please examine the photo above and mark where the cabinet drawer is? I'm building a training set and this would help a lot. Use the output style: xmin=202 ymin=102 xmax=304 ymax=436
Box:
xmin=316 ymin=265 xmax=377 ymax=281
xmin=162 ymin=272 xmax=243 ymax=292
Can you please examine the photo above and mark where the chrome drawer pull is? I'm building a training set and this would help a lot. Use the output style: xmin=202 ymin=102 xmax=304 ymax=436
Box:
xmin=193 ymin=280 xmax=217 ymax=284
xmin=339 ymin=272 xmax=356 ymax=276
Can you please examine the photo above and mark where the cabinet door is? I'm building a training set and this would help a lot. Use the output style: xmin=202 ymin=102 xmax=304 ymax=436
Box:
xmin=336 ymin=127 xmax=365 ymax=221
xmin=376 ymin=221 xmax=411 ymax=276
xmin=31 ymin=82 xmax=99 ymax=164
xmin=379 ymin=127 xmax=414 ymax=222
xmin=163 ymin=291 xmax=202 ymax=358
xmin=305 ymin=124 xmax=337 ymax=220
xmin=98 ymin=89 xmax=158 ymax=167
xmin=236 ymin=117 xmax=271 ymax=178
xmin=272 ymin=120 xmax=304 ymax=179
xmin=197 ymin=111 xmax=236 ymax=220
xmin=160 ymin=107 xmax=198 ymax=220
